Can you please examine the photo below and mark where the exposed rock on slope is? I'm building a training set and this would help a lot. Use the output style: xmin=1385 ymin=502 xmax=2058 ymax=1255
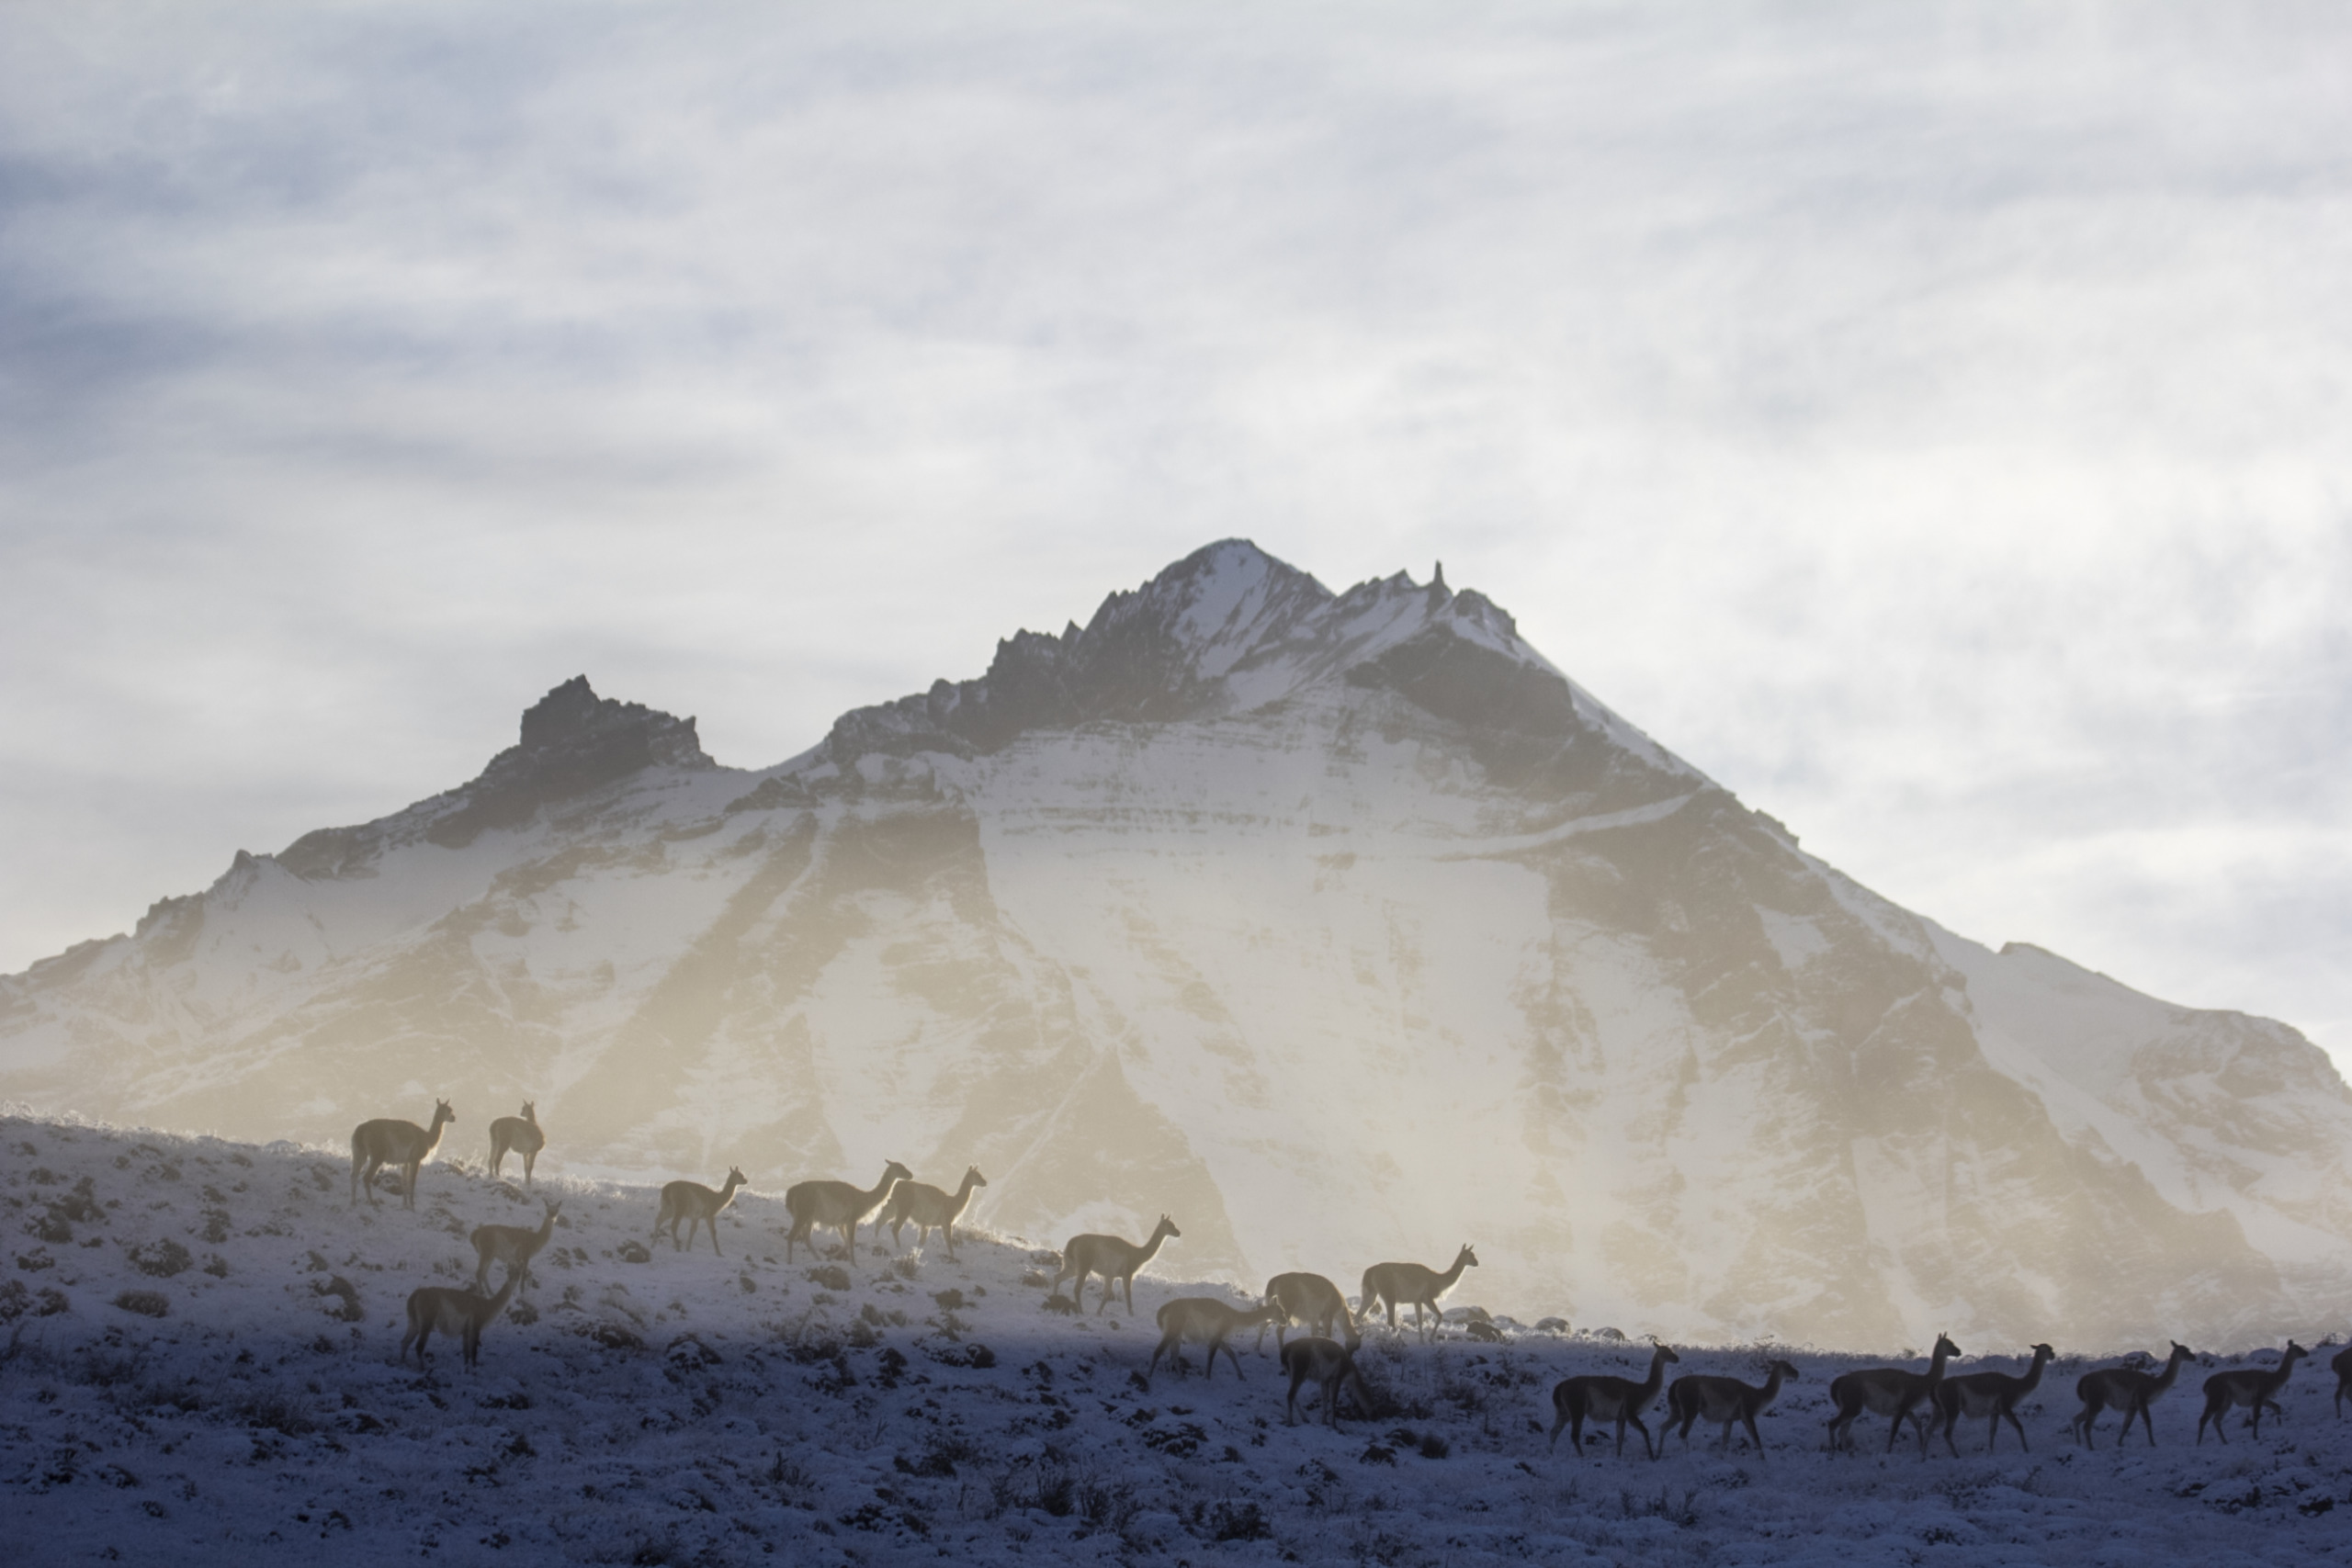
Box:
xmin=4 ymin=540 xmax=2346 ymax=1348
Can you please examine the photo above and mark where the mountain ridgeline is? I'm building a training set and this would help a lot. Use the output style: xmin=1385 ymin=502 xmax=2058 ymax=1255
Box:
xmin=4 ymin=540 xmax=2346 ymax=1349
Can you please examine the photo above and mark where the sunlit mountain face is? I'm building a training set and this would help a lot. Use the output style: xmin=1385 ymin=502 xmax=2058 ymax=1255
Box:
xmin=6 ymin=540 xmax=2346 ymax=1349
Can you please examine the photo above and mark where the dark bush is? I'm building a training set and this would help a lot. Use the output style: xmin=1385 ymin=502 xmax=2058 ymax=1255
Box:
xmin=126 ymin=1239 xmax=192 ymax=1279
xmin=1208 ymin=1501 xmax=1272 ymax=1541
xmin=805 ymin=1265 xmax=851 ymax=1292
xmin=114 ymin=1291 xmax=169 ymax=1318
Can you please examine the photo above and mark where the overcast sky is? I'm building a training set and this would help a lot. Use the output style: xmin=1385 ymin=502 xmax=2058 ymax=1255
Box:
xmin=4 ymin=3 xmax=2346 ymax=1067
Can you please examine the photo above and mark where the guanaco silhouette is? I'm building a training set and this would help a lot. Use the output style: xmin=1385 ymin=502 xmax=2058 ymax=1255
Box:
xmin=350 ymin=1099 xmax=456 ymax=1210
xmin=401 ymin=1264 xmax=522 ymax=1371
xmin=489 ymin=1103 xmax=546 ymax=1187
xmin=654 ymin=1167 xmax=748 ymax=1256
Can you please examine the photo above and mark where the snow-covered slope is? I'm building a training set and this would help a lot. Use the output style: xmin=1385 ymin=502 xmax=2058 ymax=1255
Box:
xmin=6 ymin=1114 xmax=2350 ymax=1568
xmin=4 ymin=540 xmax=2347 ymax=1351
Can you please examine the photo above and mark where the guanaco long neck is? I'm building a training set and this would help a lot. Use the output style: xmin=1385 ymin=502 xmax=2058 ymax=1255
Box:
xmin=1435 ymin=1250 xmax=1470 ymax=1293
xmin=485 ymin=1266 xmax=522 ymax=1318
xmin=861 ymin=1167 xmax=899 ymax=1211
xmin=1637 ymin=1347 xmax=1672 ymax=1400
xmin=1136 ymin=1223 xmax=1173 ymax=1267
xmin=1925 ymin=1340 xmax=1956 ymax=1386
xmin=422 ymin=1109 xmax=452 ymax=1157
xmin=950 ymin=1171 xmax=981 ymax=1212
xmin=1758 ymin=1363 xmax=1788 ymax=1404
xmin=531 ymin=1207 xmax=559 ymax=1247
xmin=2150 ymin=1346 xmax=2191 ymax=1395
xmin=718 ymin=1172 xmax=746 ymax=1207
xmin=2016 ymin=1348 xmax=2052 ymax=1397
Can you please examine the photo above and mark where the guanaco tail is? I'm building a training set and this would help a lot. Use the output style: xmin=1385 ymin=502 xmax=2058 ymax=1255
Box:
xmin=488 ymin=1102 xmax=546 ymax=1187
xmin=654 ymin=1166 xmax=748 ymax=1256
xmin=784 ymin=1160 xmax=911 ymax=1263
xmin=876 ymin=1166 xmax=987 ymax=1260
xmin=350 ymin=1099 xmax=456 ymax=1210
xmin=1550 ymin=1342 xmax=1680 ymax=1459
xmin=1050 ymin=1214 xmax=1181 ymax=1315
xmin=1358 ymin=1244 xmax=1478 ymax=1343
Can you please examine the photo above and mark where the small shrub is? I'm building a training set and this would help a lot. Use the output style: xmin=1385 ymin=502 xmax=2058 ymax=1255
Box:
xmin=806 ymin=1265 xmax=851 ymax=1292
xmin=616 ymin=1241 xmax=651 ymax=1264
xmin=1207 ymin=1500 xmax=1272 ymax=1541
xmin=0 ymin=1280 xmax=28 ymax=1321
xmin=229 ymin=1386 xmax=316 ymax=1436
xmin=1418 ymin=1432 xmax=1451 ymax=1460
xmin=114 ymin=1291 xmax=169 ymax=1318
xmin=314 ymin=1277 xmax=364 ymax=1323
xmin=201 ymin=1256 xmax=229 ymax=1279
xmin=932 ymin=1288 xmax=967 ymax=1313
xmin=1359 ymin=1444 xmax=1396 ymax=1466
xmin=127 ymin=1239 xmax=193 ymax=1279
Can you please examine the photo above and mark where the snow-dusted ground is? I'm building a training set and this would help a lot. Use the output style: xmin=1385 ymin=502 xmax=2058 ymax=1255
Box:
xmin=6 ymin=1115 xmax=2351 ymax=1567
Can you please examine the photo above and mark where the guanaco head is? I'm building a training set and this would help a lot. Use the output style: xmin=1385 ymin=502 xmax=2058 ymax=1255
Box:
xmin=1932 ymin=1332 xmax=1962 ymax=1361
xmin=1156 ymin=1214 xmax=1182 ymax=1240
xmin=963 ymin=1166 xmax=988 ymax=1190
xmin=725 ymin=1165 xmax=748 ymax=1189
xmin=521 ymin=1101 xmax=537 ymax=1123
xmin=2030 ymin=1343 xmax=2055 ymax=1362
xmin=1767 ymin=1359 xmax=1801 ymax=1382
xmin=1457 ymin=1244 xmax=1479 ymax=1270
xmin=435 ymin=1099 xmax=458 ymax=1125
xmin=884 ymin=1159 xmax=913 ymax=1184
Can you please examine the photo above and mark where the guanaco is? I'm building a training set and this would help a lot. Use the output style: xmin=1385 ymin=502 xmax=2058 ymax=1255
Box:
xmin=350 ymin=1099 xmax=456 ymax=1210
xmin=2072 ymin=1342 xmax=2195 ymax=1448
xmin=1147 ymin=1296 xmax=1283 ymax=1384
xmin=1257 ymin=1271 xmax=1351 ymax=1353
xmin=1826 ymin=1333 xmax=1961 ymax=1457
xmin=2198 ymin=1341 xmax=2307 ymax=1444
xmin=654 ymin=1166 xmax=748 ymax=1256
xmin=876 ymin=1166 xmax=987 ymax=1259
xmin=489 ymin=1103 xmax=546 ymax=1187
xmin=784 ymin=1160 xmax=911 ymax=1263
xmin=470 ymin=1199 xmax=560 ymax=1295
xmin=2335 ymin=1344 xmax=2352 ymax=1419
xmin=1550 ymin=1342 xmax=1679 ymax=1459
xmin=1358 ymin=1245 xmax=1477 ymax=1342
xmin=1668 ymin=1359 xmax=1800 ymax=1458
xmin=1931 ymin=1344 xmax=2053 ymax=1456
xmin=1050 ymin=1215 xmax=1181 ymax=1315
xmin=401 ymin=1264 xmax=522 ymax=1371
xmin=1283 ymin=1336 xmax=1376 ymax=1429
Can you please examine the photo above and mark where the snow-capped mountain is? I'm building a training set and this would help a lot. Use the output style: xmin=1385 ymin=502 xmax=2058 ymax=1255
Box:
xmin=5 ymin=540 xmax=2346 ymax=1349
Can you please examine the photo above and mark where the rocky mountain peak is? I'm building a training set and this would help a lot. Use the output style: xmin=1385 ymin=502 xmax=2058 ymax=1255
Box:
xmin=421 ymin=677 xmax=711 ymax=849
xmin=821 ymin=539 xmax=1559 ymax=763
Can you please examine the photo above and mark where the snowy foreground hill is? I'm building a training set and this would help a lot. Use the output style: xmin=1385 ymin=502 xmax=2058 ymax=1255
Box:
xmin=3 ymin=540 xmax=2349 ymax=1350
xmin=6 ymin=1114 xmax=2352 ymax=1568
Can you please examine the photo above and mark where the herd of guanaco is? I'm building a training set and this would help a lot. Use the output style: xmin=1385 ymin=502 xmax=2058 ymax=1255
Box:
xmin=349 ymin=1098 xmax=2338 ymax=1451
